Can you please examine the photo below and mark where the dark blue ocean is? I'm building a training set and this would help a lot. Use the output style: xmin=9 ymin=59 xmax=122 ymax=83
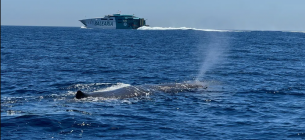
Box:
xmin=1 ymin=26 xmax=305 ymax=139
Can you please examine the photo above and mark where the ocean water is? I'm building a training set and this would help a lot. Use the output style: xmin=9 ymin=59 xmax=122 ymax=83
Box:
xmin=1 ymin=26 xmax=305 ymax=139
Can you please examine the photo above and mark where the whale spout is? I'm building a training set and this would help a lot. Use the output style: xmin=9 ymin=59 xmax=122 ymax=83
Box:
xmin=76 ymin=90 xmax=87 ymax=99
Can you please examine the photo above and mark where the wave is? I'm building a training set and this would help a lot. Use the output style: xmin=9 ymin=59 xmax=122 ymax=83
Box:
xmin=137 ymin=26 xmax=231 ymax=32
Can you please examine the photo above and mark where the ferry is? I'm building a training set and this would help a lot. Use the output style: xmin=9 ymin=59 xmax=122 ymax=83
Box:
xmin=79 ymin=14 xmax=148 ymax=29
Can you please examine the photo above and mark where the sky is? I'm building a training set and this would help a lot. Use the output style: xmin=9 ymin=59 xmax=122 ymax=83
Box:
xmin=1 ymin=0 xmax=305 ymax=31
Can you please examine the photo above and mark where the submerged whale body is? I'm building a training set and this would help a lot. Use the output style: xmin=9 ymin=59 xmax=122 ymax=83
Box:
xmin=75 ymin=82 xmax=207 ymax=99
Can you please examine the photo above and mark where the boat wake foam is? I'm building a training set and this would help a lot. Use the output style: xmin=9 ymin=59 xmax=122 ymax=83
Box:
xmin=137 ymin=26 xmax=230 ymax=32
xmin=80 ymin=26 xmax=93 ymax=29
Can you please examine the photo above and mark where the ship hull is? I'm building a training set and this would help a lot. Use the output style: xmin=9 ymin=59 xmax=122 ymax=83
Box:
xmin=80 ymin=18 xmax=116 ymax=29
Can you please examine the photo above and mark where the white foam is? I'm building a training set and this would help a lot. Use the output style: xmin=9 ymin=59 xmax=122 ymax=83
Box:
xmin=282 ymin=31 xmax=305 ymax=33
xmin=80 ymin=26 xmax=93 ymax=29
xmin=73 ymin=83 xmax=112 ymax=88
xmin=66 ymin=91 xmax=76 ymax=96
xmin=137 ymin=26 xmax=230 ymax=32
xmin=94 ymin=83 xmax=131 ymax=92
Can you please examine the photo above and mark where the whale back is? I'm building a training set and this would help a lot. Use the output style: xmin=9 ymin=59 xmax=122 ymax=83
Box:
xmin=75 ymin=82 xmax=206 ymax=99
xmin=151 ymin=83 xmax=204 ymax=93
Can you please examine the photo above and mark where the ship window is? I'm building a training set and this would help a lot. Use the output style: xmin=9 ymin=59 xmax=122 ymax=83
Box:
xmin=109 ymin=19 xmax=113 ymax=20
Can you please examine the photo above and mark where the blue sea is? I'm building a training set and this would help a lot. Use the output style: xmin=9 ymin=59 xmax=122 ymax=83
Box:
xmin=1 ymin=26 xmax=305 ymax=139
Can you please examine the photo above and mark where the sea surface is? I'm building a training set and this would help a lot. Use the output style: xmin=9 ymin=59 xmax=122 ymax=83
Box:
xmin=1 ymin=26 xmax=305 ymax=139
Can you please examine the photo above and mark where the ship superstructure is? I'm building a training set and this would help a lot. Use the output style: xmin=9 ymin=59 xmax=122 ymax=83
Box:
xmin=79 ymin=14 xmax=147 ymax=29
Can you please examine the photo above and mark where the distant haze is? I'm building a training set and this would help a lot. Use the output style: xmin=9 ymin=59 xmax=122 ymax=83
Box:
xmin=2 ymin=0 xmax=305 ymax=31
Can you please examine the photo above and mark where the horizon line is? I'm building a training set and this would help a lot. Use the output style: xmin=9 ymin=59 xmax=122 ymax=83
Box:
xmin=1 ymin=25 xmax=305 ymax=32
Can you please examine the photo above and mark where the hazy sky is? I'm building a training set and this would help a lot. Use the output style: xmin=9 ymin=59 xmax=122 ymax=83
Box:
xmin=2 ymin=0 xmax=305 ymax=31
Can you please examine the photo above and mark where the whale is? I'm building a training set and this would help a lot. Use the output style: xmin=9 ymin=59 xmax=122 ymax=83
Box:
xmin=75 ymin=82 xmax=207 ymax=99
